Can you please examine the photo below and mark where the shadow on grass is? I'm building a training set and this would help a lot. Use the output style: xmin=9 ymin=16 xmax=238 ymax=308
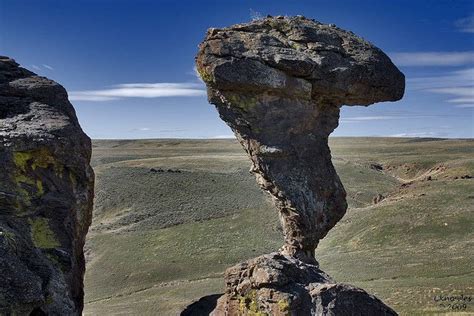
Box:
xmin=181 ymin=294 xmax=222 ymax=316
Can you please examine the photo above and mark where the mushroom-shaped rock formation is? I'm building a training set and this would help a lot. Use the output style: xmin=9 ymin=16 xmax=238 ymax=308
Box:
xmin=196 ymin=15 xmax=404 ymax=263
xmin=193 ymin=16 xmax=404 ymax=315
xmin=0 ymin=56 xmax=94 ymax=315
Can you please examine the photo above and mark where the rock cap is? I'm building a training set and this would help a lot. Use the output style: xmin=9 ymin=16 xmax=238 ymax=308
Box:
xmin=196 ymin=15 xmax=404 ymax=106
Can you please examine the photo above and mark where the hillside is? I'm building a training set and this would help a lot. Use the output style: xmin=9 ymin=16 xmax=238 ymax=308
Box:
xmin=83 ymin=138 xmax=473 ymax=315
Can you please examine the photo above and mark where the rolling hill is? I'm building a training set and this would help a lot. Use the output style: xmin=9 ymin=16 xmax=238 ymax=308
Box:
xmin=83 ymin=138 xmax=473 ymax=315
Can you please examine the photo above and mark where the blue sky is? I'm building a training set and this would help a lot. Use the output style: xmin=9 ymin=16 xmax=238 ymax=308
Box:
xmin=1 ymin=0 xmax=473 ymax=139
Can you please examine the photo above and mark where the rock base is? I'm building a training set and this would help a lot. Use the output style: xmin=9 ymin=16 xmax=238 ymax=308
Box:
xmin=183 ymin=253 xmax=397 ymax=316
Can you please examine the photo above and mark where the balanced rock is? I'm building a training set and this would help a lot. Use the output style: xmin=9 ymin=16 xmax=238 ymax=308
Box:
xmin=0 ymin=56 xmax=94 ymax=315
xmin=196 ymin=15 xmax=404 ymax=262
xmin=195 ymin=16 xmax=404 ymax=315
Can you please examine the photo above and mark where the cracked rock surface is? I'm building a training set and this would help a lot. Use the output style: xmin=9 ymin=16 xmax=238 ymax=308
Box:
xmin=194 ymin=15 xmax=404 ymax=315
xmin=0 ymin=56 xmax=94 ymax=315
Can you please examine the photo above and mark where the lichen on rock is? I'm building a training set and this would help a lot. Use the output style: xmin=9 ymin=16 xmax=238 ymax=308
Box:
xmin=0 ymin=56 xmax=94 ymax=315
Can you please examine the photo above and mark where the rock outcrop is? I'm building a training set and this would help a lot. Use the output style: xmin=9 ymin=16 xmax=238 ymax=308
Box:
xmin=194 ymin=16 xmax=404 ymax=315
xmin=211 ymin=253 xmax=396 ymax=316
xmin=0 ymin=56 xmax=94 ymax=315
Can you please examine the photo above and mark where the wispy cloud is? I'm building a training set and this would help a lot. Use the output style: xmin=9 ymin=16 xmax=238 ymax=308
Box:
xmin=341 ymin=116 xmax=398 ymax=122
xmin=390 ymin=132 xmax=441 ymax=138
xmin=132 ymin=127 xmax=151 ymax=131
xmin=408 ymin=68 xmax=473 ymax=90
xmin=390 ymin=51 xmax=474 ymax=66
xmin=30 ymin=64 xmax=54 ymax=71
xmin=429 ymin=86 xmax=474 ymax=104
xmin=408 ymin=67 xmax=474 ymax=105
xmin=212 ymin=134 xmax=236 ymax=139
xmin=340 ymin=112 xmax=464 ymax=124
xmin=69 ymin=82 xmax=206 ymax=101
xmin=129 ymin=128 xmax=188 ymax=135
xmin=428 ymin=87 xmax=474 ymax=97
xmin=455 ymin=15 xmax=474 ymax=33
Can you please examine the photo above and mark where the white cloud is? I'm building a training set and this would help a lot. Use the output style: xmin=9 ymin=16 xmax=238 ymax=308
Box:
xmin=390 ymin=132 xmax=440 ymax=138
xmin=428 ymin=86 xmax=474 ymax=97
xmin=408 ymin=67 xmax=474 ymax=105
xmin=408 ymin=68 xmax=474 ymax=90
xmin=69 ymin=82 xmax=206 ymax=101
xmin=390 ymin=52 xmax=474 ymax=66
xmin=31 ymin=65 xmax=41 ymax=70
xmin=341 ymin=116 xmax=397 ymax=122
xmin=341 ymin=115 xmax=413 ymax=123
xmin=212 ymin=134 xmax=236 ymax=139
xmin=455 ymin=104 xmax=474 ymax=108
xmin=455 ymin=15 xmax=474 ymax=33
xmin=340 ymin=113 xmax=461 ymax=123
xmin=42 ymin=64 xmax=54 ymax=70
xmin=428 ymin=86 xmax=474 ymax=104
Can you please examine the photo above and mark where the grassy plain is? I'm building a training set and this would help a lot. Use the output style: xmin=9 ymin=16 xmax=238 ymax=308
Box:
xmin=84 ymin=138 xmax=473 ymax=315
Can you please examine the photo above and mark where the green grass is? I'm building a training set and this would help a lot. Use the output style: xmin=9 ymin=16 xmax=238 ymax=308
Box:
xmin=84 ymin=137 xmax=474 ymax=315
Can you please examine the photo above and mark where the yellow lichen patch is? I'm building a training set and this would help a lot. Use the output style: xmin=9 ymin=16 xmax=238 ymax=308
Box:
xmin=226 ymin=94 xmax=258 ymax=112
xmin=15 ymin=173 xmax=36 ymax=186
xmin=29 ymin=218 xmax=60 ymax=249
xmin=13 ymin=148 xmax=62 ymax=174
xmin=197 ymin=66 xmax=213 ymax=83
xmin=237 ymin=290 xmax=268 ymax=316
xmin=12 ymin=148 xmax=63 ymax=203
xmin=238 ymin=295 xmax=247 ymax=313
xmin=36 ymin=179 xmax=44 ymax=195
xmin=14 ymin=173 xmax=34 ymax=209
xmin=14 ymin=170 xmax=43 ymax=205
xmin=13 ymin=151 xmax=33 ymax=172
xmin=277 ymin=299 xmax=290 ymax=315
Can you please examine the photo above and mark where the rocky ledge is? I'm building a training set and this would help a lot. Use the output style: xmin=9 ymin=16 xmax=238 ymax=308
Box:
xmin=0 ymin=56 xmax=94 ymax=315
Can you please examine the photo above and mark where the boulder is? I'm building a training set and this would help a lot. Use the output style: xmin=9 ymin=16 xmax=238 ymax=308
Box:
xmin=211 ymin=253 xmax=397 ymax=316
xmin=0 ymin=56 xmax=94 ymax=315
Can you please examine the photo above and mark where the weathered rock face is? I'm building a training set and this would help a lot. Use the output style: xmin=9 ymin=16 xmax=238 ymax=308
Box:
xmin=196 ymin=15 xmax=404 ymax=263
xmin=194 ymin=15 xmax=404 ymax=315
xmin=0 ymin=56 xmax=94 ymax=315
